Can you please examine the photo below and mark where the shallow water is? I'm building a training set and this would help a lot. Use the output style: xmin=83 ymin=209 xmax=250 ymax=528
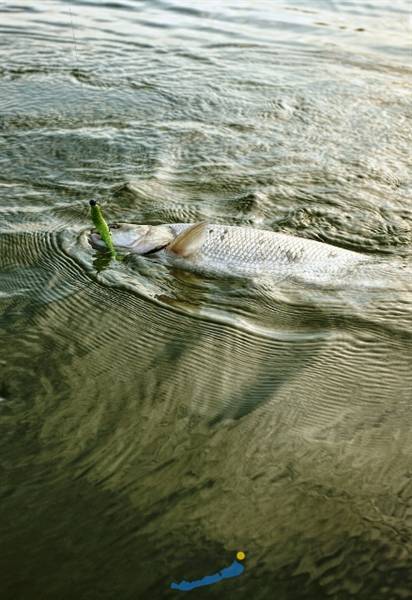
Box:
xmin=1 ymin=1 xmax=412 ymax=599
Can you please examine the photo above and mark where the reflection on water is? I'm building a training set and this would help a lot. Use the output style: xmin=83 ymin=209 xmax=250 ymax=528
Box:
xmin=1 ymin=1 xmax=412 ymax=599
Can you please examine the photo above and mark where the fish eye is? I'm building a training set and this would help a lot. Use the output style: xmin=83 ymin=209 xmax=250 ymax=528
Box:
xmin=109 ymin=223 xmax=120 ymax=229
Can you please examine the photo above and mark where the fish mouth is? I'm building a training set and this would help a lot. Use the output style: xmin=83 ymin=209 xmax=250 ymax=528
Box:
xmin=87 ymin=229 xmax=133 ymax=253
xmin=88 ymin=223 xmax=121 ymax=250
xmin=88 ymin=232 xmax=105 ymax=250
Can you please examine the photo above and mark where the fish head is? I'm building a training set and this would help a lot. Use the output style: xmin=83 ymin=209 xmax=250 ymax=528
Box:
xmin=88 ymin=223 xmax=175 ymax=254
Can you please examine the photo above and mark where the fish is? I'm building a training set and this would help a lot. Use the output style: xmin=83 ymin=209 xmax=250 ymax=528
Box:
xmin=88 ymin=222 xmax=369 ymax=277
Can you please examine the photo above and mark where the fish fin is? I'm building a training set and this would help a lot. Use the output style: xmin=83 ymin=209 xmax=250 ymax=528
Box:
xmin=167 ymin=223 xmax=208 ymax=257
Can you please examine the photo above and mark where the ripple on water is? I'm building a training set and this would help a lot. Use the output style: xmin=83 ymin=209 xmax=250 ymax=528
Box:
xmin=1 ymin=1 xmax=412 ymax=597
xmin=55 ymin=223 xmax=412 ymax=437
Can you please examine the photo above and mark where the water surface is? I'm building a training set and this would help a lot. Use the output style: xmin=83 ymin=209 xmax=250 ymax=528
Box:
xmin=1 ymin=1 xmax=412 ymax=599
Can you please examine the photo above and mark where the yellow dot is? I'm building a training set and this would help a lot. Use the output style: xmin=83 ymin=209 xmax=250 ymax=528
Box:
xmin=236 ymin=551 xmax=246 ymax=561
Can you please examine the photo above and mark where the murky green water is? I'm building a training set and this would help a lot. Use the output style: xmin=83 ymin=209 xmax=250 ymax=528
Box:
xmin=1 ymin=1 xmax=412 ymax=599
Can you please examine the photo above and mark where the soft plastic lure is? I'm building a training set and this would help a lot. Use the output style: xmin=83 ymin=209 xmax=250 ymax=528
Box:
xmin=89 ymin=200 xmax=116 ymax=257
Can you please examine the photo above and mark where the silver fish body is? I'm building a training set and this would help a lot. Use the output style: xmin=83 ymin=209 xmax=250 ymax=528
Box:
xmin=170 ymin=223 xmax=366 ymax=273
xmin=89 ymin=222 xmax=368 ymax=277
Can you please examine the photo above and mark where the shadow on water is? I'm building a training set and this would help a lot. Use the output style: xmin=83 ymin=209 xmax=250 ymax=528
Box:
xmin=1 ymin=228 xmax=412 ymax=599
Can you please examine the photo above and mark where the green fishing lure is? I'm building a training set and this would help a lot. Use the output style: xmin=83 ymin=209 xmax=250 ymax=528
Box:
xmin=89 ymin=200 xmax=116 ymax=257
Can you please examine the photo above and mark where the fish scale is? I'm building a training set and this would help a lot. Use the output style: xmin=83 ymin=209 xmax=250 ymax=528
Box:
xmin=88 ymin=222 xmax=369 ymax=277
xmin=166 ymin=223 xmax=367 ymax=275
